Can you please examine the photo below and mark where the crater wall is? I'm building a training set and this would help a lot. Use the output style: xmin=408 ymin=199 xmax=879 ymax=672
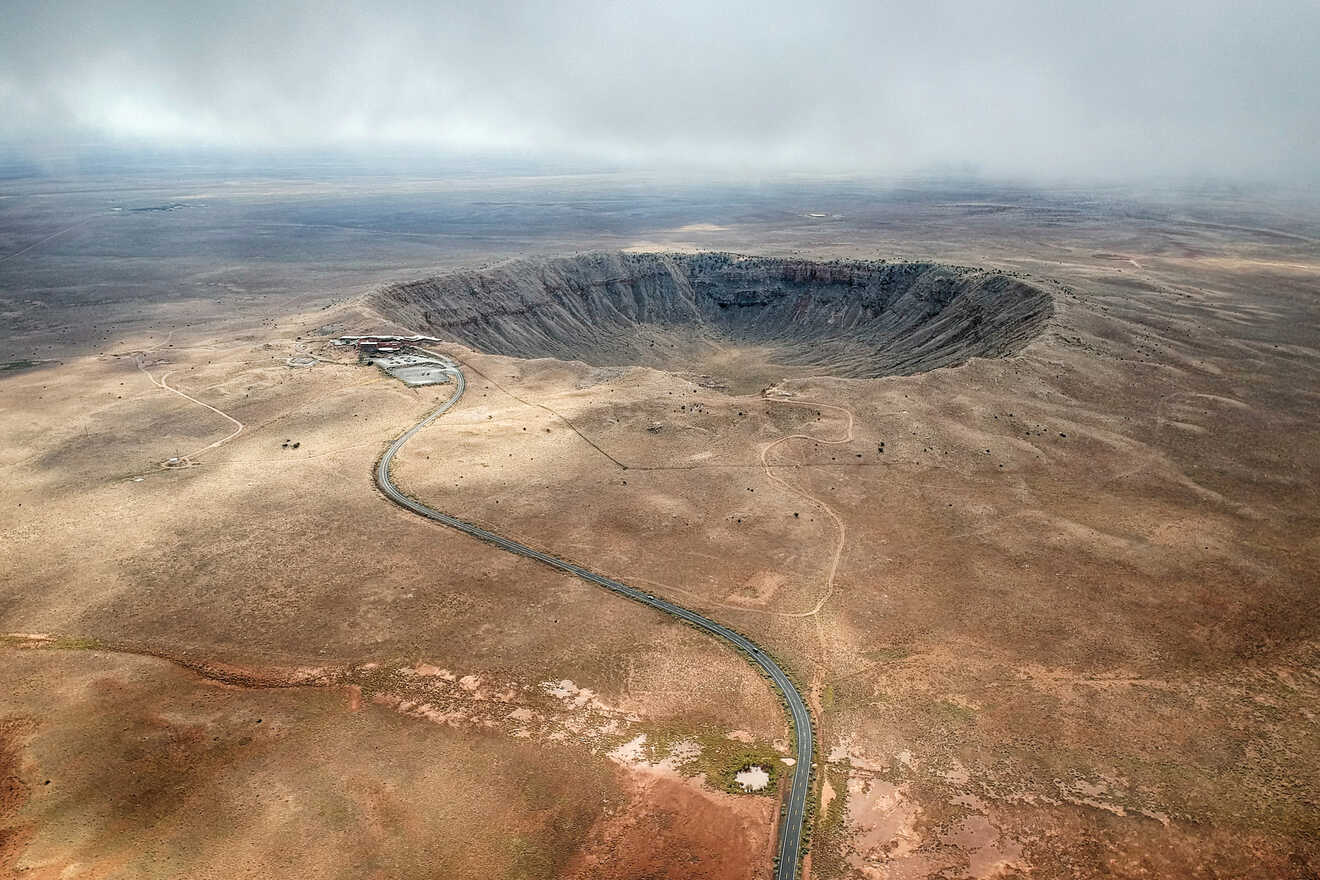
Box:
xmin=368 ymin=252 xmax=1053 ymax=379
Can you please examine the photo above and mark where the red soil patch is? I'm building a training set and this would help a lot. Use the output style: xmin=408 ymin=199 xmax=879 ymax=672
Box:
xmin=0 ymin=719 xmax=35 ymax=876
xmin=567 ymin=764 xmax=774 ymax=880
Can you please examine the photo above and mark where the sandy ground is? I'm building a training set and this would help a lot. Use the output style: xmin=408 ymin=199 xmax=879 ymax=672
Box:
xmin=1 ymin=176 xmax=1318 ymax=878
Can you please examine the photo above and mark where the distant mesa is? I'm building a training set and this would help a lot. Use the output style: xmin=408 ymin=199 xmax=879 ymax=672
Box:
xmin=368 ymin=252 xmax=1053 ymax=383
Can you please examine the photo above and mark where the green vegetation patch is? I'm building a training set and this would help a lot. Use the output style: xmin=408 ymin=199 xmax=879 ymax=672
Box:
xmin=0 ymin=359 xmax=45 ymax=373
xmin=505 ymin=835 xmax=555 ymax=880
xmin=809 ymin=763 xmax=854 ymax=880
xmin=863 ymin=645 xmax=911 ymax=664
xmin=640 ymin=724 xmax=786 ymax=796
xmin=50 ymin=635 xmax=107 ymax=651
xmin=0 ymin=634 xmax=106 ymax=652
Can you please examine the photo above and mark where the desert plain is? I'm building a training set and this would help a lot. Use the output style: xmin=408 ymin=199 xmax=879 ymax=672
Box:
xmin=1 ymin=173 xmax=1317 ymax=879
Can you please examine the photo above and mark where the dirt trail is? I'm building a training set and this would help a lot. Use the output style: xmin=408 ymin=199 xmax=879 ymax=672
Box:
xmin=758 ymin=396 xmax=861 ymax=619
xmin=757 ymin=396 xmax=859 ymax=880
xmin=136 ymin=357 xmax=244 ymax=465
xmin=0 ymin=214 xmax=101 ymax=264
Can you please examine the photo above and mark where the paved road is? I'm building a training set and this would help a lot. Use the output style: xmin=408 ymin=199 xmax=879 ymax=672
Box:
xmin=374 ymin=355 xmax=814 ymax=880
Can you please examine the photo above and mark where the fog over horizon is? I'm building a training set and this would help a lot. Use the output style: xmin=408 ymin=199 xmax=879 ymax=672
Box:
xmin=3 ymin=0 xmax=1318 ymax=182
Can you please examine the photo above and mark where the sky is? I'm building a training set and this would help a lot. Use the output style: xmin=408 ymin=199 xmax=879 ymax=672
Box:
xmin=2 ymin=0 xmax=1318 ymax=180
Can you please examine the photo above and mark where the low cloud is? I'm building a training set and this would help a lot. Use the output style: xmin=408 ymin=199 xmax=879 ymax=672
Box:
xmin=3 ymin=0 xmax=1317 ymax=179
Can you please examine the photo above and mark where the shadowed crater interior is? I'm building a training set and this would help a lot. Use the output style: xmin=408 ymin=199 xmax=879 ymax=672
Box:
xmin=368 ymin=252 xmax=1053 ymax=391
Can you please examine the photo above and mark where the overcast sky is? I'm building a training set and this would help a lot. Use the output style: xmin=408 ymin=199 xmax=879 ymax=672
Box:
xmin=2 ymin=0 xmax=1317 ymax=179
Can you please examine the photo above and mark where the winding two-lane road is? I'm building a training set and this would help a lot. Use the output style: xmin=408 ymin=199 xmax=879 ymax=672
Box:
xmin=373 ymin=354 xmax=814 ymax=880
